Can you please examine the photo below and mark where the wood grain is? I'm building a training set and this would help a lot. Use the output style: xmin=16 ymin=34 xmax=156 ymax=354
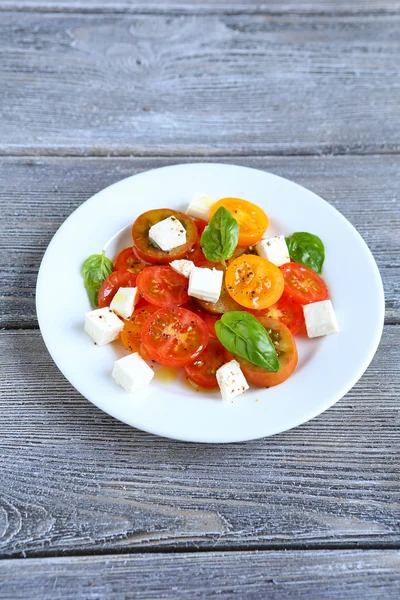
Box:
xmin=1 ymin=12 xmax=400 ymax=155
xmin=3 ymin=1 xmax=400 ymax=15
xmin=0 ymin=326 xmax=398 ymax=556
xmin=1 ymin=550 xmax=400 ymax=599
xmin=1 ymin=156 xmax=398 ymax=329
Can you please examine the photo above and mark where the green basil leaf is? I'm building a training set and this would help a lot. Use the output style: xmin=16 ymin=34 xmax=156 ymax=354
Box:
xmin=215 ymin=311 xmax=279 ymax=372
xmin=286 ymin=232 xmax=325 ymax=273
xmin=200 ymin=206 xmax=239 ymax=263
xmin=81 ymin=250 xmax=113 ymax=307
xmin=85 ymin=285 xmax=100 ymax=308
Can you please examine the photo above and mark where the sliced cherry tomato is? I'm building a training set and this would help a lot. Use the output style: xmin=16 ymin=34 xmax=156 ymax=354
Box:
xmin=137 ymin=266 xmax=189 ymax=307
xmin=184 ymin=243 xmax=206 ymax=266
xmin=120 ymin=304 xmax=159 ymax=353
xmin=114 ymin=247 xmax=148 ymax=274
xmin=194 ymin=218 xmax=208 ymax=237
xmin=141 ymin=307 xmax=209 ymax=368
xmin=202 ymin=313 xmax=220 ymax=338
xmin=225 ymin=254 xmax=284 ymax=310
xmin=224 ymin=317 xmax=298 ymax=387
xmin=184 ymin=338 xmax=225 ymax=388
xmin=98 ymin=270 xmax=138 ymax=308
xmin=246 ymin=293 xmax=304 ymax=335
xmin=280 ymin=263 xmax=329 ymax=305
xmin=210 ymin=198 xmax=268 ymax=246
xmin=132 ymin=209 xmax=197 ymax=264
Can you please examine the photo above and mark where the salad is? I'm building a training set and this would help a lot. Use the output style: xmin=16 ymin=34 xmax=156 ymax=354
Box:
xmin=82 ymin=194 xmax=339 ymax=402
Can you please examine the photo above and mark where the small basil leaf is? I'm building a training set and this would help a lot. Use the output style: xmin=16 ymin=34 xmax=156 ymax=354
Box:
xmin=215 ymin=311 xmax=279 ymax=372
xmin=201 ymin=206 xmax=239 ymax=263
xmin=85 ymin=285 xmax=100 ymax=308
xmin=81 ymin=250 xmax=113 ymax=307
xmin=286 ymin=232 xmax=325 ymax=273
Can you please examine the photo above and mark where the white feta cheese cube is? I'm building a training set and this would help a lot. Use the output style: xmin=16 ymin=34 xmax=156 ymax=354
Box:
xmin=112 ymin=352 xmax=154 ymax=392
xmin=303 ymin=300 xmax=339 ymax=338
xmin=186 ymin=193 xmax=216 ymax=221
xmin=149 ymin=216 xmax=186 ymax=252
xmin=170 ymin=259 xmax=194 ymax=278
xmin=256 ymin=235 xmax=290 ymax=267
xmin=110 ymin=286 xmax=139 ymax=319
xmin=216 ymin=359 xmax=249 ymax=402
xmin=84 ymin=307 xmax=124 ymax=346
xmin=188 ymin=266 xmax=223 ymax=303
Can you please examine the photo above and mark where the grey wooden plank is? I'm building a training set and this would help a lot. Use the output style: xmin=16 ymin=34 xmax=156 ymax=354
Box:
xmin=0 ymin=326 xmax=398 ymax=556
xmin=0 ymin=13 xmax=400 ymax=155
xmin=1 ymin=551 xmax=400 ymax=600
xmin=0 ymin=156 xmax=398 ymax=329
xmin=2 ymin=0 xmax=400 ymax=15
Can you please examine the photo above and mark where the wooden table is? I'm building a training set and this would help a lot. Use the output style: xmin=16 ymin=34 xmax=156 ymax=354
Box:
xmin=1 ymin=1 xmax=399 ymax=597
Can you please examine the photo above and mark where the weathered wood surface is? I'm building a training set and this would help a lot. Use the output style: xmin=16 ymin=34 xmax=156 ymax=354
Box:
xmin=1 ymin=550 xmax=400 ymax=599
xmin=1 ymin=12 xmax=400 ymax=156
xmin=0 ymin=326 xmax=398 ymax=556
xmin=3 ymin=0 xmax=400 ymax=15
xmin=1 ymin=155 xmax=398 ymax=329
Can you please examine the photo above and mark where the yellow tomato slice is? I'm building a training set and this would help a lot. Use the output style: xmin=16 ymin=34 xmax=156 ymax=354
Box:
xmin=225 ymin=255 xmax=284 ymax=310
xmin=210 ymin=198 xmax=268 ymax=246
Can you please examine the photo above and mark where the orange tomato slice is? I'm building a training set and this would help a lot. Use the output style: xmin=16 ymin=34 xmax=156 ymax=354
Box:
xmin=225 ymin=255 xmax=284 ymax=310
xmin=210 ymin=198 xmax=268 ymax=246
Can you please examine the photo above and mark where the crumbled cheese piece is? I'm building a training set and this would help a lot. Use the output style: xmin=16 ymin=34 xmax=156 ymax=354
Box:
xmin=216 ymin=360 xmax=249 ymax=402
xmin=170 ymin=259 xmax=194 ymax=278
xmin=110 ymin=287 xmax=139 ymax=319
xmin=149 ymin=216 xmax=186 ymax=252
xmin=112 ymin=352 xmax=154 ymax=392
xmin=188 ymin=266 xmax=223 ymax=303
xmin=303 ymin=300 xmax=339 ymax=338
xmin=84 ymin=307 xmax=123 ymax=346
xmin=256 ymin=235 xmax=290 ymax=267
xmin=186 ymin=193 xmax=216 ymax=221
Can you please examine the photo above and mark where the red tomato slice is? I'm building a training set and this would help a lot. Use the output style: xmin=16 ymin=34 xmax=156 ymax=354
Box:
xmin=132 ymin=209 xmax=197 ymax=264
xmin=184 ymin=243 xmax=206 ymax=266
xmin=141 ymin=307 xmax=209 ymax=367
xmin=120 ymin=303 xmax=159 ymax=353
xmin=137 ymin=266 xmax=189 ymax=307
xmin=98 ymin=270 xmax=138 ymax=308
xmin=184 ymin=338 xmax=225 ymax=388
xmin=202 ymin=313 xmax=220 ymax=338
xmin=246 ymin=294 xmax=304 ymax=335
xmin=224 ymin=317 xmax=298 ymax=387
xmin=114 ymin=247 xmax=148 ymax=274
xmin=280 ymin=263 xmax=329 ymax=305
xmin=194 ymin=218 xmax=208 ymax=237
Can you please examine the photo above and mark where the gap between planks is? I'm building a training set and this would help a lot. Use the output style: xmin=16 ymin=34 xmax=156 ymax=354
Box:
xmin=2 ymin=148 xmax=400 ymax=159
xmin=1 ymin=3 xmax=400 ymax=17
xmin=2 ymin=541 xmax=400 ymax=562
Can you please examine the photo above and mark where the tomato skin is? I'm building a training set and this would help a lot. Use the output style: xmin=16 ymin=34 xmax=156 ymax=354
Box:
xmin=202 ymin=314 xmax=220 ymax=338
xmin=194 ymin=219 xmax=208 ymax=237
xmin=246 ymin=294 xmax=304 ymax=335
xmin=184 ymin=338 xmax=225 ymax=388
xmin=225 ymin=254 xmax=284 ymax=310
xmin=132 ymin=209 xmax=197 ymax=264
xmin=98 ymin=270 xmax=138 ymax=308
xmin=224 ymin=317 xmax=298 ymax=387
xmin=114 ymin=247 xmax=148 ymax=274
xmin=210 ymin=198 xmax=268 ymax=246
xmin=120 ymin=303 xmax=159 ymax=353
xmin=137 ymin=266 xmax=189 ymax=307
xmin=280 ymin=263 xmax=329 ymax=305
xmin=184 ymin=243 xmax=206 ymax=266
xmin=141 ymin=307 xmax=209 ymax=368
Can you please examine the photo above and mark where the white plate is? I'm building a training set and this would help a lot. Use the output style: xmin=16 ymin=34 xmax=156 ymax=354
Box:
xmin=36 ymin=163 xmax=384 ymax=443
